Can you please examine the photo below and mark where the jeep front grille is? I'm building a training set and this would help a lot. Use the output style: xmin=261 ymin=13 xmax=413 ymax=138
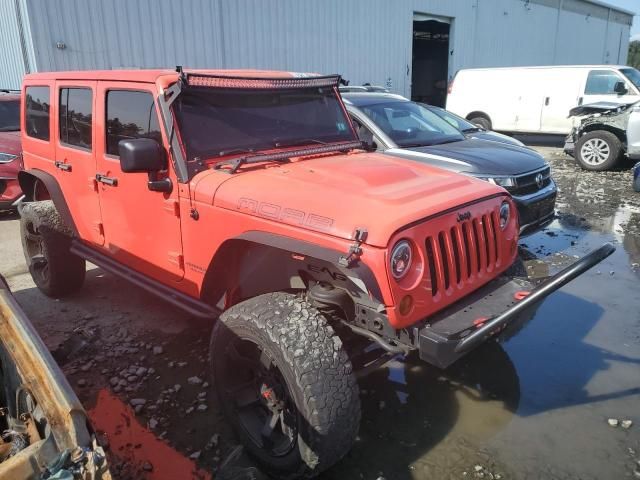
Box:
xmin=425 ymin=212 xmax=500 ymax=297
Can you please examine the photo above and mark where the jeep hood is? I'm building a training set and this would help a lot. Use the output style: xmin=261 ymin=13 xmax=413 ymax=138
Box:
xmin=208 ymin=152 xmax=506 ymax=247
xmin=388 ymin=138 xmax=545 ymax=176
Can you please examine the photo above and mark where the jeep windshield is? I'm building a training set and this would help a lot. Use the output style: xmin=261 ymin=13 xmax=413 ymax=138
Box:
xmin=359 ymin=100 xmax=465 ymax=148
xmin=172 ymin=86 xmax=357 ymax=165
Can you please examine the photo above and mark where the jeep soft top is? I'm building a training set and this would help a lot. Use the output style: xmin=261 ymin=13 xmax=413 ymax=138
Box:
xmin=18 ymin=69 xmax=613 ymax=477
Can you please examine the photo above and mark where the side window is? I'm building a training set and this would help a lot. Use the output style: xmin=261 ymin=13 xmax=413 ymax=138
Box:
xmin=585 ymin=70 xmax=625 ymax=95
xmin=25 ymin=86 xmax=50 ymax=140
xmin=59 ymin=88 xmax=93 ymax=149
xmin=105 ymin=90 xmax=162 ymax=156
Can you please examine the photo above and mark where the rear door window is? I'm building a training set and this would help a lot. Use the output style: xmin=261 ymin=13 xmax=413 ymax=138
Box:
xmin=25 ymin=86 xmax=50 ymax=140
xmin=59 ymin=88 xmax=93 ymax=150
xmin=584 ymin=70 xmax=625 ymax=95
xmin=105 ymin=90 xmax=162 ymax=156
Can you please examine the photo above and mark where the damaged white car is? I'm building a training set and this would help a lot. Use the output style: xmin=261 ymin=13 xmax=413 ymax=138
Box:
xmin=0 ymin=275 xmax=110 ymax=479
xmin=564 ymin=101 xmax=640 ymax=171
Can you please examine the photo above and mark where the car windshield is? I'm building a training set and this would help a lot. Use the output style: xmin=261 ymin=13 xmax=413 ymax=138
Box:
xmin=620 ymin=68 xmax=640 ymax=90
xmin=360 ymin=101 xmax=465 ymax=147
xmin=172 ymin=87 xmax=356 ymax=162
xmin=425 ymin=105 xmax=478 ymax=132
xmin=0 ymin=99 xmax=20 ymax=132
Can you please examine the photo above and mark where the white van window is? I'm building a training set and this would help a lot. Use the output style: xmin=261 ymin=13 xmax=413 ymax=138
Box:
xmin=585 ymin=70 xmax=625 ymax=95
xmin=620 ymin=68 xmax=640 ymax=90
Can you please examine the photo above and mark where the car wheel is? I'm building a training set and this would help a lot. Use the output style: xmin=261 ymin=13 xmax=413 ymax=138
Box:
xmin=210 ymin=292 xmax=360 ymax=478
xmin=469 ymin=116 xmax=491 ymax=131
xmin=20 ymin=200 xmax=85 ymax=297
xmin=575 ymin=131 xmax=622 ymax=171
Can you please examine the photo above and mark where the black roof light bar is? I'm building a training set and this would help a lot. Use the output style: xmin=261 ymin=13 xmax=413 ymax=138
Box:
xmin=184 ymin=73 xmax=342 ymax=90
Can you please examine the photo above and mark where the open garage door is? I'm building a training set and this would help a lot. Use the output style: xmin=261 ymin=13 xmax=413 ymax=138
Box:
xmin=411 ymin=14 xmax=450 ymax=107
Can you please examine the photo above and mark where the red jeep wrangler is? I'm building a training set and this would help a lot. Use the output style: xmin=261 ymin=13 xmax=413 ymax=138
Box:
xmin=18 ymin=69 xmax=612 ymax=477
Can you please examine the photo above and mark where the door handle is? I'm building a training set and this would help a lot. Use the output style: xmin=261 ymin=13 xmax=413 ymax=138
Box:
xmin=544 ymin=97 xmax=550 ymax=106
xmin=96 ymin=173 xmax=118 ymax=187
xmin=54 ymin=161 xmax=72 ymax=172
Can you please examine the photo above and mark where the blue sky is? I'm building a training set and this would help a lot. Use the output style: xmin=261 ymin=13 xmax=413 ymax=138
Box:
xmin=605 ymin=0 xmax=639 ymax=40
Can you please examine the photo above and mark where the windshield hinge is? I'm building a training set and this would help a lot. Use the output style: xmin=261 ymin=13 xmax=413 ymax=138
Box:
xmin=338 ymin=228 xmax=368 ymax=267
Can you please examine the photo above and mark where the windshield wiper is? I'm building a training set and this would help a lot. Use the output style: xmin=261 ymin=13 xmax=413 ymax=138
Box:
xmin=214 ymin=152 xmax=288 ymax=174
xmin=217 ymin=147 xmax=256 ymax=157
xmin=462 ymin=127 xmax=482 ymax=133
xmin=273 ymin=138 xmax=328 ymax=148
xmin=428 ymin=138 xmax=463 ymax=146
xmin=214 ymin=140 xmax=364 ymax=174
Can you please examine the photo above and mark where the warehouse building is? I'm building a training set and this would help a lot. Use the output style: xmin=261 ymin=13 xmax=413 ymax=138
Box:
xmin=1 ymin=0 xmax=635 ymax=105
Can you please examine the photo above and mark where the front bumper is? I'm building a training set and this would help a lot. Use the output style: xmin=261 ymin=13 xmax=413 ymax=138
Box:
xmin=416 ymin=243 xmax=615 ymax=369
xmin=513 ymin=180 xmax=558 ymax=235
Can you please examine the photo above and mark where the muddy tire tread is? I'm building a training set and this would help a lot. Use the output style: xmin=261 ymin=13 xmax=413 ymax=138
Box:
xmin=211 ymin=292 xmax=360 ymax=478
xmin=20 ymin=200 xmax=85 ymax=297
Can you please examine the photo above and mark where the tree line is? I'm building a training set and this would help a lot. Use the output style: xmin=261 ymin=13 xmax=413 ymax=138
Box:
xmin=629 ymin=41 xmax=640 ymax=69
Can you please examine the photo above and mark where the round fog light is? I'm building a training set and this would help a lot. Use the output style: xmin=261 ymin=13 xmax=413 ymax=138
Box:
xmin=399 ymin=295 xmax=413 ymax=315
xmin=499 ymin=202 xmax=511 ymax=230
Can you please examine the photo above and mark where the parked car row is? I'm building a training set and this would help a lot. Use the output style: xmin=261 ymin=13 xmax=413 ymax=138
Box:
xmin=0 ymin=91 xmax=23 ymax=209
xmin=342 ymin=91 xmax=557 ymax=234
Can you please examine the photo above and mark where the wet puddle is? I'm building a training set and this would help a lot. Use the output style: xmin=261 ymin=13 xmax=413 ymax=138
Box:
xmin=88 ymin=389 xmax=211 ymax=480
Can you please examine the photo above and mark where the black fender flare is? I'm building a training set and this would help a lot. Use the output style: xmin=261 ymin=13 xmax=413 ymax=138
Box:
xmin=18 ymin=169 xmax=78 ymax=235
xmin=200 ymin=230 xmax=385 ymax=310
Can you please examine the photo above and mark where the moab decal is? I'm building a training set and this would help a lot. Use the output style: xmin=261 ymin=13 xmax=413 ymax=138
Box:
xmin=237 ymin=198 xmax=334 ymax=231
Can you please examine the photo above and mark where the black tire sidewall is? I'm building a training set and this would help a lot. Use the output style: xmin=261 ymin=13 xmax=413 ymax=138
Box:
xmin=210 ymin=292 xmax=360 ymax=478
xmin=19 ymin=201 xmax=85 ymax=297
xmin=575 ymin=131 xmax=622 ymax=171
xmin=211 ymin=319 xmax=308 ymax=475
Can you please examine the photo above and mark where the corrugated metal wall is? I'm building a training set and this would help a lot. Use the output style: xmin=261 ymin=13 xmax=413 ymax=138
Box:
xmin=0 ymin=0 xmax=633 ymax=96
xmin=0 ymin=0 xmax=35 ymax=89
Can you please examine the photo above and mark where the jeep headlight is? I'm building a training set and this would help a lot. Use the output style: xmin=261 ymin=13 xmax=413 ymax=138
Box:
xmin=0 ymin=153 xmax=17 ymax=164
xmin=390 ymin=240 xmax=412 ymax=280
xmin=499 ymin=201 xmax=511 ymax=230
xmin=473 ymin=174 xmax=516 ymax=188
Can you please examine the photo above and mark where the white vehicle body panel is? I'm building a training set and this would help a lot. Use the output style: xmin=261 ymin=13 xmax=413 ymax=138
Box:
xmin=446 ymin=66 xmax=640 ymax=135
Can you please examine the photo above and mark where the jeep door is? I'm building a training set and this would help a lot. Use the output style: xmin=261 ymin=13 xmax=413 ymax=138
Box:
xmin=95 ymin=83 xmax=184 ymax=283
xmin=54 ymin=81 xmax=104 ymax=245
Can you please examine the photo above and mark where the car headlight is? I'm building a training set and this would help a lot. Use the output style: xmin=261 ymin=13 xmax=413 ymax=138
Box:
xmin=476 ymin=175 xmax=517 ymax=188
xmin=0 ymin=153 xmax=18 ymax=164
xmin=499 ymin=201 xmax=511 ymax=230
xmin=390 ymin=240 xmax=412 ymax=280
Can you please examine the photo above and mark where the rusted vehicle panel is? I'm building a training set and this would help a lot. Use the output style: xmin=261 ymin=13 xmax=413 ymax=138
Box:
xmin=0 ymin=275 xmax=110 ymax=479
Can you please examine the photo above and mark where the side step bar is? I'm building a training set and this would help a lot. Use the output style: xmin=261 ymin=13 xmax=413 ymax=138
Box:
xmin=418 ymin=243 xmax=615 ymax=369
xmin=71 ymin=241 xmax=219 ymax=319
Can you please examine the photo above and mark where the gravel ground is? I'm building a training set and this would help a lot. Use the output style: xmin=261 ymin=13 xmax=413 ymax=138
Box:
xmin=0 ymin=145 xmax=639 ymax=480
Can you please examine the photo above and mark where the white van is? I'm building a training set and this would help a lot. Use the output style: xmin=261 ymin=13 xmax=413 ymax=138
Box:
xmin=446 ymin=65 xmax=640 ymax=134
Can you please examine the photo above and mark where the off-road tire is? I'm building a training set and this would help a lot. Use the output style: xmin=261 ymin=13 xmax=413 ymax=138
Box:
xmin=469 ymin=115 xmax=491 ymax=131
xmin=575 ymin=130 xmax=622 ymax=171
xmin=20 ymin=200 xmax=85 ymax=297
xmin=210 ymin=292 xmax=360 ymax=478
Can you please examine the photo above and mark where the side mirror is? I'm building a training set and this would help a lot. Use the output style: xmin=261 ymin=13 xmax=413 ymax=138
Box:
xmin=614 ymin=81 xmax=628 ymax=95
xmin=118 ymin=138 xmax=172 ymax=193
xmin=119 ymin=138 xmax=166 ymax=173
